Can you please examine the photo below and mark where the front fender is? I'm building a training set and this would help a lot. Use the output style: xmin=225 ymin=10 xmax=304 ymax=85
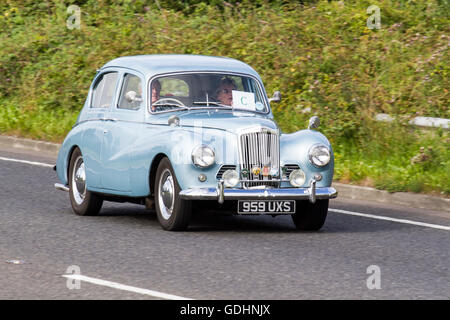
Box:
xmin=168 ymin=127 xmax=239 ymax=191
xmin=280 ymin=129 xmax=334 ymax=187
xmin=131 ymin=126 xmax=239 ymax=196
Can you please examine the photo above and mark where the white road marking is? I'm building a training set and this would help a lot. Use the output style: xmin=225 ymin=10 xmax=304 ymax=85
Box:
xmin=2 ymin=155 xmax=448 ymax=231
xmin=0 ymin=156 xmax=53 ymax=168
xmin=63 ymin=274 xmax=193 ymax=300
xmin=329 ymin=208 xmax=450 ymax=231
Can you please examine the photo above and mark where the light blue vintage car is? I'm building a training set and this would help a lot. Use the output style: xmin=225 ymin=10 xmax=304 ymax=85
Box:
xmin=55 ymin=54 xmax=337 ymax=231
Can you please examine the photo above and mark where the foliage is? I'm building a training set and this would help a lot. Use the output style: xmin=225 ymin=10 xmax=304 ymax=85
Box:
xmin=0 ymin=0 xmax=448 ymax=194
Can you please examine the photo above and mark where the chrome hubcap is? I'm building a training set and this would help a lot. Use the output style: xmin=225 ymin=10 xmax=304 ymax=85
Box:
xmin=72 ymin=156 xmax=86 ymax=205
xmin=158 ymin=169 xmax=174 ymax=220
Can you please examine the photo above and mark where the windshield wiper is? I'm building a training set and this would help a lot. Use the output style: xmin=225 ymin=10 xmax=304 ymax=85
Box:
xmin=192 ymin=101 xmax=231 ymax=108
xmin=153 ymin=103 xmax=188 ymax=108
xmin=151 ymin=98 xmax=190 ymax=112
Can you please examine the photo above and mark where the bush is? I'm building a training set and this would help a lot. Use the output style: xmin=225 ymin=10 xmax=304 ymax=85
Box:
xmin=0 ymin=0 xmax=448 ymax=194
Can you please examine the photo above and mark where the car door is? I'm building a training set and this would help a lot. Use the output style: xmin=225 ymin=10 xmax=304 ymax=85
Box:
xmin=82 ymin=70 xmax=119 ymax=189
xmin=100 ymin=70 xmax=145 ymax=193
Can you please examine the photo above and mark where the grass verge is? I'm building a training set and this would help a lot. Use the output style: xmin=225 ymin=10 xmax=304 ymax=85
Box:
xmin=0 ymin=0 xmax=448 ymax=195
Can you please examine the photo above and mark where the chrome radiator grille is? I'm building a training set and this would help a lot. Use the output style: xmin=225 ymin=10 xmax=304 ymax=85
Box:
xmin=239 ymin=129 xmax=280 ymax=187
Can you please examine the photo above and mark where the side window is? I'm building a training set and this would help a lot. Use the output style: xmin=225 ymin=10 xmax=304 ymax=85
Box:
xmin=91 ymin=72 xmax=118 ymax=108
xmin=118 ymin=74 xmax=143 ymax=110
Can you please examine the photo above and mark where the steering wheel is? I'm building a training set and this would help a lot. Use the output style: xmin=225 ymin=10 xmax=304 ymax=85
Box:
xmin=152 ymin=98 xmax=185 ymax=108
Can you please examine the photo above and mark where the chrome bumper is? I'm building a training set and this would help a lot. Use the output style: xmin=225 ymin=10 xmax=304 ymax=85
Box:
xmin=179 ymin=179 xmax=338 ymax=204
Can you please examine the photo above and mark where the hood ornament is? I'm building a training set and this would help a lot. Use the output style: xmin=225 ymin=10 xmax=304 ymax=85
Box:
xmin=308 ymin=116 xmax=320 ymax=130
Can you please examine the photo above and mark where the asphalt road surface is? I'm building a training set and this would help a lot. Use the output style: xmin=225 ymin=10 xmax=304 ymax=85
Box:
xmin=0 ymin=147 xmax=448 ymax=300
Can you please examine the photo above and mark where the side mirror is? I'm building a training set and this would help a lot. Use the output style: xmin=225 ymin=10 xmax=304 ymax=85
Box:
xmin=125 ymin=91 xmax=142 ymax=103
xmin=308 ymin=116 xmax=320 ymax=130
xmin=168 ymin=115 xmax=180 ymax=127
xmin=268 ymin=91 xmax=281 ymax=103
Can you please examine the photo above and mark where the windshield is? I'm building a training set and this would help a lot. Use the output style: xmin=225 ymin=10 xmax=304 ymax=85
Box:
xmin=149 ymin=73 xmax=268 ymax=113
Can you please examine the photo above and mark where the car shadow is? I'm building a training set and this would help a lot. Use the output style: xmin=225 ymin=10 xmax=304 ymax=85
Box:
xmin=83 ymin=202 xmax=409 ymax=233
xmin=188 ymin=211 xmax=300 ymax=233
xmin=187 ymin=211 xmax=409 ymax=233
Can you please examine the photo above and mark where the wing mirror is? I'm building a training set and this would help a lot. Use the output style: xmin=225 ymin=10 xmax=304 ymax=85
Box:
xmin=168 ymin=115 xmax=180 ymax=127
xmin=308 ymin=116 xmax=320 ymax=130
xmin=125 ymin=91 xmax=142 ymax=103
xmin=268 ymin=91 xmax=281 ymax=103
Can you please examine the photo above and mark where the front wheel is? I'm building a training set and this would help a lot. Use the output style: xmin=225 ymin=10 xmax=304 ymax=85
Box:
xmin=154 ymin=158 xmax=191 ymax=231
xmin=291 ymin=199 xmax=329 ymax=231
xmin=68 ymin=148 xmax=103 ymax=216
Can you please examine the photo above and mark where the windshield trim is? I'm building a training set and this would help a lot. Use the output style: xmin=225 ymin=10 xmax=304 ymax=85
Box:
xmin=147 ymin=71 xmax=270 ymax=115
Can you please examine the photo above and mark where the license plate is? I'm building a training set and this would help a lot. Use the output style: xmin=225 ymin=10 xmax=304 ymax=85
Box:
xmin=237 ymin=200 xmax=295 ymax=215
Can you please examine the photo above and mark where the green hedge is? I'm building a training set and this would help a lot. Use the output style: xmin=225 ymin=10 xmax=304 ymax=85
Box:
xmin=0 ymin=0 xmax=448 ymax=194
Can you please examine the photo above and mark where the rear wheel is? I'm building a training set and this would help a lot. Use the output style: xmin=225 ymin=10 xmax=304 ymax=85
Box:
xmin=154 ymin=158 xmax=191 ymax=231
xmin=68 ymin=148 xmax=103 ymax=216
xmin=291 ymin=199 xmax=329 ymax=231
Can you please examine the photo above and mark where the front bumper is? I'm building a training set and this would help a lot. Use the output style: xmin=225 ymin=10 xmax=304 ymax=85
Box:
xmin=179 ymin=179 xmax=337 ymax=204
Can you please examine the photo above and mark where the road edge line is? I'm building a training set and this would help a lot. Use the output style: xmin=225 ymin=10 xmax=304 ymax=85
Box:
xmin=329 ymin=208 xmax=450 ymax=231
xmin=62 ymin=274 xmax=193 ymax=300
xmin=0 ymin=156 xmax=54 ymax=168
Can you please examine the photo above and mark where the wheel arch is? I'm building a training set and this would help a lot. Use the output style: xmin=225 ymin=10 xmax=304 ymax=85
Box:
xmin=149 ymin=153 xmax=169 ymax=196
xmin=65 ymin=145 xmax=80 ymax=183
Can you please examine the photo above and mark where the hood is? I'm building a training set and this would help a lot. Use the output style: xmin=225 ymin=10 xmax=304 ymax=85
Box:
xmin=154 ymin=109 xmax=279 ymax=134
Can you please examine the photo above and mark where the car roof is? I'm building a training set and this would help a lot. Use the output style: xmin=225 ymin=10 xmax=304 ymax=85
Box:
xmin=100 ymin=54 xmax=261 ymax=79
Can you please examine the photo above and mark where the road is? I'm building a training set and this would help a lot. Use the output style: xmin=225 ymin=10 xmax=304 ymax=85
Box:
xmin=0 ymin=147 xmax=448 ymax=300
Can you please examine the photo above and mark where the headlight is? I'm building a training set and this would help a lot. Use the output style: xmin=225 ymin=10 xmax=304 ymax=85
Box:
xmin=289 ymin=169 xmax=306 ymax=187
xmin=222 ymin=169 xmax=239 ymax=188
xmin=191 ymin=145 xmax=215 ymax=168
xmin=308 ymin=144 xmax=331 ymax=167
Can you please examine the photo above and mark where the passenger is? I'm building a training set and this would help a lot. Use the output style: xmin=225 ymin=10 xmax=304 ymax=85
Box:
xmin=151 ymin=79 xmax=161 ymax=112
xmin=214 ymin=78 xmax=236 ymax=106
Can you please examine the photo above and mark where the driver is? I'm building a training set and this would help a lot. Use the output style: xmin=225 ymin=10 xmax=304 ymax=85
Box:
xmin=151 ymin=79 xmax=161 ymax=112
xmin=214 ymin=78 xmax=236 ymax=106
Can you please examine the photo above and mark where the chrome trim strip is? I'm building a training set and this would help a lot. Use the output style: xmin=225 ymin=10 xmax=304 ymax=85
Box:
xmin=54 ymin=183 xmax=69 ymax=192
xmin=238 ymin=179 xmax=290 ymax=183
